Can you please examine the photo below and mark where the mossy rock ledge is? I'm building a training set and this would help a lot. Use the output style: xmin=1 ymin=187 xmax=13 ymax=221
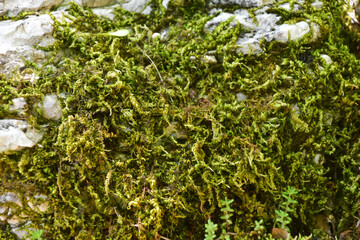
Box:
xmin=1 ymin=0 xmax=360 ymax=239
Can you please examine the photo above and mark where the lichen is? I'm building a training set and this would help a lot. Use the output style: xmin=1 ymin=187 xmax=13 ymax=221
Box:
xmin=1 ymin=0 xmax=360 ymax=239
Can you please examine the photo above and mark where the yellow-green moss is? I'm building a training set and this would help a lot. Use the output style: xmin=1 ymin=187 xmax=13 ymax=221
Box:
xmin=1 ymin=0 xmax=360 ymax=239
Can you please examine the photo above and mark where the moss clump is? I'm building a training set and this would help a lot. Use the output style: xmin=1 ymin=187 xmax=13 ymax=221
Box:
xmin=1 ymin=0 xmax=360 ymax=239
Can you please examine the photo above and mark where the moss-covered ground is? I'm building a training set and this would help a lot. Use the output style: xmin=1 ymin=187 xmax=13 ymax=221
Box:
xmin=1 ymin=0 xmax=360 ymax=239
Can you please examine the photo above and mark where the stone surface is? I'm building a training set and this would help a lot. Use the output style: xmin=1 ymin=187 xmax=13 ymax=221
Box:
xmin=273 ymin=21 xmax=310 ymax=42
xmin=204 ymin=12 xmax=255 ymax=32
xmin=0 ymin=0 xmax=63 ymax=17
xmin=40 ymin=94 xmax=63 ymax=120
xmin=236 ymin=38 xmax=262 ymax=55
xmin=0 ymin=13 xmax=58 ymax=75
xmin=121 ymin=0 xmax=152 ymax=14
xmin=9 ymin=97 xmax=27 ymax=112
xmin=320 ymin=54 xmax=332 ymax=65
xmin=0 ymin=14 xmax=54 ymax=54
xmin=0 ymin=120 xmax=43 ymax=153
xmin=236 ymin=93 xmax=248 ymax=101
xmin=0 ymin=192 xmax=49 ymax=239
xmin=209 ymin=0 xmax=275 ymax=8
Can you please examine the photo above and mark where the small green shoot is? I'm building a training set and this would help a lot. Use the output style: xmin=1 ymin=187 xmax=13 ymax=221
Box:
xmin=275 ymin=186 xmax=299 ymax=231
xmin=29 ymin=229 xmax=43 ymax=240
xmin=204 ymin=219 xmax=218 ymax=240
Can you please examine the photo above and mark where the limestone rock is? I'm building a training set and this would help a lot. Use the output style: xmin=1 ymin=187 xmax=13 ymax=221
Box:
xmin=209 ymin=0 xmax=274 ymax=8
xmin=236 ymin=38 xmax=262 ymax=55
xmin=0 ymin=0 xmax=63 ymax=17
xmin=204 ymin=12 xmax=255 ymax=32
xmin=320 ymin=54 xmax=332 ymax=65
xmin=273 ymin=21 xmax=310 ymax=42
xmin=9 ymin=97 xmax=27 ymax=113
xmin=121 ymin=0 xmax=152 ymax=14
xmin=0 ymin=14 xmax=54 ymax=54
xmin=40 ymin=94 xmax=63 ymax=121
xmin=0 ymin=120 xmax=43 ymax=153
xmin=62 ymin=0 xmax=116 ymax=8
xmin=0 ymin=13 xmax=57 ymax=74
xmin=92 ymin=7 xmax=116 ymax=20
xmin=236 ymin=93 xmax=248 ymax=101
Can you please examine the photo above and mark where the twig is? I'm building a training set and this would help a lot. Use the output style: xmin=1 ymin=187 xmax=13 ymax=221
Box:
xmin=136 ymin=43 xmax=173 ymax=102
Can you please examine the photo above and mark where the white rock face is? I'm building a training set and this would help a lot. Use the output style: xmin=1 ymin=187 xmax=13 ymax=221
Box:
xmin=0 ymin=192 xmax=49 ymax=239
xmin=204 ymin=12 xmax=255 ymax=32
xmin=62 ymin=0 xmax=117 ymax=7
xmin=236 ymin=38 xmax=262 ymax=55
xmin=0 ymin=14 xmax=54 ymax=54
xmin=0 ymin=0 xmax=63 ymax=17
xmin=9 ymin=97 xmax=27 ymax=112
xmin=320 ymin=54 xmax=332 ymax=65
xmin=40 ymin=94 xmax=63 ymax=120
xmin=204 ymin=7 xmax=318 ymax=55
xmin=273 ymin=21 xmax=310 ymax=42
xmin=210 ymin=0 xmax=273 ymax=8
xmin=121 ymin=0 xmax=152 ymax=14
xmin=0 ymin=120 xmax=43 ymax=153
xmin=236 ymin=93 xmax=247 ymax=101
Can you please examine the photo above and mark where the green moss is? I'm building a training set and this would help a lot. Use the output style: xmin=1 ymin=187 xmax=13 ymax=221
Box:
xmin=1 ymin=0 xmax=360 ymax=239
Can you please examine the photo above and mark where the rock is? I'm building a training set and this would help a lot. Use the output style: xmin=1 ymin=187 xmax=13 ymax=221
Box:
xmin=0 ymin=192 xmax=48 ymax=239
xmin=40 ymin=94 xmax=63 ymax=120
xmin=320 ymin=54 xmax=332 ymax=65
xmin=278 ymin=2 xmax=303 ymax=11
xmin=152 ymin=32 xmax=161 ymax=39
xmin=311 ymin=0 xmax=324 ymax=9
xmin=236 ymin=93 xmax=248 ymax=101
xmin=62 ymin=0 xmax=117 ymax=8
xmin=0 ymin=0 xmax=63 ymax=17
xmin=0 ymin=120 xmax=43 ymax=153
xmin=83 ymin=0 xmax=116 ymax=8
xmin=121 ymin=0 xmax=152 ymax=15
xmin=273 ymin=21 xmax=310 ymax=42
xmin=310 ymin=22 xmax=321 ymax=42
xmin=0 ymin=14 xmax=54 ymax=54
xmin=255 ymin=13 xmax=280 ymax=31
xmin=27 ymin=195 xmax=49 ymax=213
xmin=209 ymin=0 xmax=275 ymax=8
xmin=203 ymin=55 xmax=217 ymax=63
xmin=9 ymin=97 xmax=27 ymax=112
xmin=236 ymin=37 xmax=262 ymax=55
xmin=92 ymin=7 xmax=116 ymax=20
xmin=204 ymin=12 xmax=255 ymax=33
xmin=0 ymin=13 xmax=58 ymax=75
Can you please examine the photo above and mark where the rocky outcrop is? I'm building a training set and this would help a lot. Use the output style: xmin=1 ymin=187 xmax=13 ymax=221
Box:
xmin=0 ymin=120 xmax=43 ymax=153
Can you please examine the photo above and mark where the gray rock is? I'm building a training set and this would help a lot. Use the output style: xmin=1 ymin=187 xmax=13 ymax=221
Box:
xmin=83 ymin=0 xmax=116 ymax=7
xmin=92 ymin=7 xmax=116 ymax=20
xmin=203 ymin=55 xmax=217 ymax=63
xmin=320 ymin=54 xmax=332 ymax=65
xmin=210 ymin=0 xmax=274 ymax=8
xmin=40 ymin=94 xmax=63 ymax=120
xmin=62 ymin=0 xmax=116 ymax=8
xmin=236 ymin=38 xmax=262 ymax=55
xmin=273 ymin=21 xmax=310 ymax=42
xmin=121 ymin=0 xmax=152 ymax=14
xmin=255 ymin=13 xmax=280 ymax=31
xmin=310 ymin=22 xmax=321 ymax=42
xmin=0 ymin=120 xmax=43 ymax=153
xmin=9 ymin=97 xmax=27 ymax=112
xmin=0 ymin=14 xmax=54 ymax=54
xmin=236 ymin=93 xmax=248 ymax=101
xmin=204 ymin=12 xmax=255 ymax=32
xmin=311 ymin=0 xmax=324 ymax=9
xmin=0 ymin=0 xmax=63 ymax=17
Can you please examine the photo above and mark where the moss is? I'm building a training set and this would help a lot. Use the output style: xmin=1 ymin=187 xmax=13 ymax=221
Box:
xmin=1 ymin=0 xmax=360 ymax=238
